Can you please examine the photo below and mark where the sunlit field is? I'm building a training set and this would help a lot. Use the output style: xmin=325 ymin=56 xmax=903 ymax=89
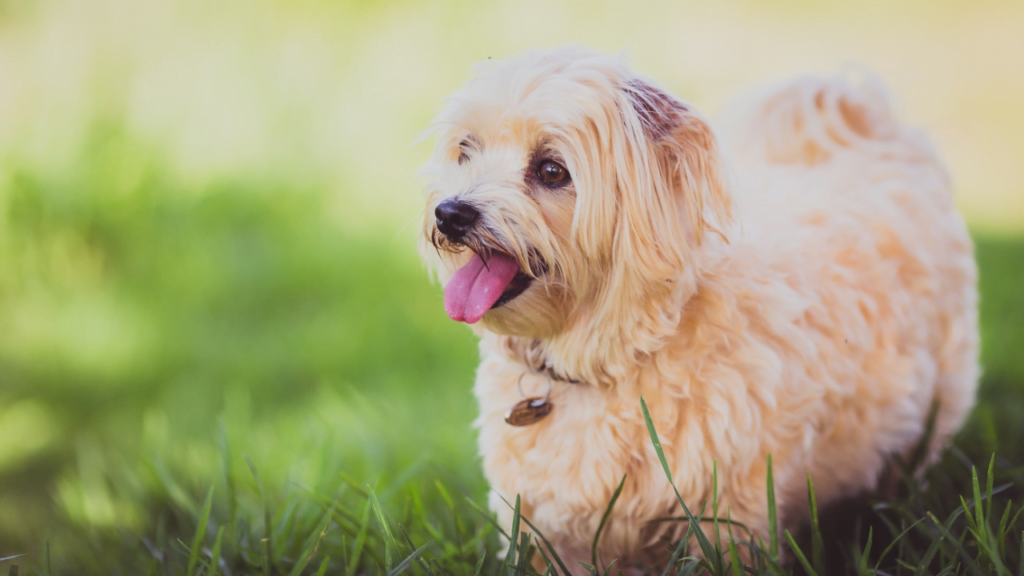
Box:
xmin=0 ymin=0 xmax=1022 ymax=573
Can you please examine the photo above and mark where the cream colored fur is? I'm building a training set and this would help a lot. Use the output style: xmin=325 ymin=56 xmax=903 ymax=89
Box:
xmin=418 ymin=46 xmax=978 ymax=573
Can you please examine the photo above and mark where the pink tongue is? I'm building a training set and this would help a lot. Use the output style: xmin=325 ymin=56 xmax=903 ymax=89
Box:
xmin=444 ymin=253 xmax=520 ymax=324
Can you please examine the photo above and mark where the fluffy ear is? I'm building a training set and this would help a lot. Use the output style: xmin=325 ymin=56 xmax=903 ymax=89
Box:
xmin=582 ymin=79 xmax=734 ymax=374
xmin=622 ymin=79 xmax=732 ymax=248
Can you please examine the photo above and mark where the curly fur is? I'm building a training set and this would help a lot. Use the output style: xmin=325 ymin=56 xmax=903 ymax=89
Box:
xmin=418 ymin=46 xmax=978 ymax=572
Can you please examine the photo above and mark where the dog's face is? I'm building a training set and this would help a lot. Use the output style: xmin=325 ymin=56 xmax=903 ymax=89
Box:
xmin=420 ymin=47 xmax=731 ymax=342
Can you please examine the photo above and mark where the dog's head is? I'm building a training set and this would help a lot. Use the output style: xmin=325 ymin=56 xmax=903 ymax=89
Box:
xmin=420 ymin=46 xmax=732 ymax=350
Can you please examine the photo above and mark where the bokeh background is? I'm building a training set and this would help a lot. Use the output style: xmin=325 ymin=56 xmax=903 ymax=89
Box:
xmin=0 ymin=0 xmax=1022 ymax=569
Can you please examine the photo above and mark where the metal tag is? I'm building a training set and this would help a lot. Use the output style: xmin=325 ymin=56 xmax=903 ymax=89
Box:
xmin=504 ymin=397 xmax=553 ymax=427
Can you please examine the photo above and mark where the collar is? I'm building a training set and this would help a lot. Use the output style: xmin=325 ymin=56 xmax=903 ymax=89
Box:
xmin=503 ymin=337 xmax=582 ymax=385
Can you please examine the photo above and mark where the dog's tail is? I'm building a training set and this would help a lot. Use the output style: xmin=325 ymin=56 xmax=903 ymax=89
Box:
xmin=722 ymin=71 xmax=938 ymax=166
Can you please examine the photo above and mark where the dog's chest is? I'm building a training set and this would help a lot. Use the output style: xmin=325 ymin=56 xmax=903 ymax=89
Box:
xmin=473 ymin=360 xmax=663 ymax=520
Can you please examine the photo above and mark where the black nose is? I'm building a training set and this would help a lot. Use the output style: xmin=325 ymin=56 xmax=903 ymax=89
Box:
xmin=435 ymin=198 xmax=480 ymax=240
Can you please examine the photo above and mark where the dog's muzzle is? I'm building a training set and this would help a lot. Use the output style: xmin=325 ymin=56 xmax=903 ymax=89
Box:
xmin=432 ymin=198 xmax=546 ymax=324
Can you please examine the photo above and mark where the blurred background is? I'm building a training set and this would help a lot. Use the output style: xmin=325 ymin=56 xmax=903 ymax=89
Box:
xmin=0 ymin=0 xmax=1021 ymax=569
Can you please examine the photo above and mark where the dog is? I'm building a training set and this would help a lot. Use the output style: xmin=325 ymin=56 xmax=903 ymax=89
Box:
xmin=418 ymin=46 xmax=978 ymax=572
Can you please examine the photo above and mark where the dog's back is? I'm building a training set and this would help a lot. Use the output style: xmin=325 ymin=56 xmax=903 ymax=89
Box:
xmin=719 ymin=73 xmax=979 ymax=499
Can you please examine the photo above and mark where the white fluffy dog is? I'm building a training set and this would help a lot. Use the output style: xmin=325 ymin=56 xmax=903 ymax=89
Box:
xmin=418 ymin=46 xmax=978 ymax=571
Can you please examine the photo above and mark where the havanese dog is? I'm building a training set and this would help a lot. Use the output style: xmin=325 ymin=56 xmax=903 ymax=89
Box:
xmin=418 ymin=46 xmax=978 ymax=572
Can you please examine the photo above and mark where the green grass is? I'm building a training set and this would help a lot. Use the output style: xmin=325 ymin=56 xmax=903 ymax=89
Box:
xmin=0 ymin=120 xmax=1021 ymax=574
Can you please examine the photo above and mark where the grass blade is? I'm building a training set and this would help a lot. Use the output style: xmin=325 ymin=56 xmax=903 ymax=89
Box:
xmin=785 ymin=530 xmax=819 ymax=576
xmin=591 ymin=474 xmax=627 ymax=571
xmin=433 ymin=480 xmax=465 ymax=553
xmin=505 ymin=495 xmax=522 ymax=576
xmin=1018 ymin=531 xmax=1023 ymax=576
xmin=346 ymin=502 xmax=372 ymax=575
xmin=245 ymin=455 xmax=274 ymax=569
xmin=218 ymin=420 xmax=237 ymax=537
xmin=187 ymin=486 xmax=215 ymax=576
xmin=536 ymin=544 xmax=557 ymax=575
xmin=261 ymin=538 xmax=272 ymax=576
xmin=857 ymin=527 xmax=873 ymax=576
xmin=497 ymin=492 xmax=571 ymax=576
xmin=713 ymin=461 xmax=721 ymax=556
xmin=806 ymin=474 xmax=825 ymax=575
xmin=875 ymin=517 xmax=924 ymax=571
xmin=659 ymin=528 xmax=691 ymax=576
xmin=972 ymin=465 xmax=986 ymax=539
xmin=387 ymin=544 xmax=428 ymax=576
xmin=998 ymin=500 xmax=1014 ymax=558
xmin=926 ymin=512 xmax=987 ymax=576
xmin=766 ymin=454 xmax=778 ymax=560
xmin=315 ymin=556 xmax=330 ymax=576
xmin=398 ymin=524 xmax=437 ymax=576
xmin=471 ymin=551 xmax=487 ymax=576
xmin=465 ymin=496 xmax=511 ymax=541
xmin=640 ymin=397 xmax=719 ymax=569
xmin=679 ymin=561 xmax=702 ymax=576
xmin=913 ymin=518 xmax=947 ymax=576
xmin=514 ymin=530 xmax=531 ymax=575
xmin=287 ymin=492 xmax=339 ymax=576
xmin=728 ymin=541 xmax=744 ymax=576
xmin=986 ymin=454 xmax=996 ymax=527
xmin=208 ymin=526 xmax=225 ymax=576
xmin=368 ymin=486 xmax=399 ymax=572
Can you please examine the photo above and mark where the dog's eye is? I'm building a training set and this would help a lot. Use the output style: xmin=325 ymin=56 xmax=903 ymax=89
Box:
xmin=537 ymin=160 xmax=569 ymax=186
xmin=457 ymin=140 xmax=471 ymax=164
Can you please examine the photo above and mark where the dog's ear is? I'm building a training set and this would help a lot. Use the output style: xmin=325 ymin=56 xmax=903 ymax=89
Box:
xmin=621 ymin=79 xmax=732 ymax=248
xmin=604 ymin=79 xmax=732 ymax=294
xmin=576 ymin=79 xmax=733 ymax=373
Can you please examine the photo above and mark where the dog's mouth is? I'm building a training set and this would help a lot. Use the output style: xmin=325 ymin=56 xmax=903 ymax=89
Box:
xmin=443 ymin=251 xmax=539 ymax=324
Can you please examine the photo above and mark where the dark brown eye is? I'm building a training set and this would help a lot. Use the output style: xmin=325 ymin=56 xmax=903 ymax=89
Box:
xmin=457 ymin=140 xmax=470 ymax=164
xmin=538 ymin=160 xmax=569 ymax=186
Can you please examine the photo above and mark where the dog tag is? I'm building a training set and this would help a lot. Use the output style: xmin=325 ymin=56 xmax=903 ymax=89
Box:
xmin=504 ymin=397 xmax=553 ymax=426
